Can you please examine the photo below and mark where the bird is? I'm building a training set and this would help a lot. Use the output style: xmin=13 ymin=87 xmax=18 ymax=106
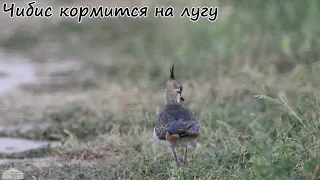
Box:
xmin=153 ymin=64 xmax=201 ymax=167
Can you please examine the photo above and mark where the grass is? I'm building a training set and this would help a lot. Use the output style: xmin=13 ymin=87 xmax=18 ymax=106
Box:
xmin=1 ymin=0 xmax=320 ymax=179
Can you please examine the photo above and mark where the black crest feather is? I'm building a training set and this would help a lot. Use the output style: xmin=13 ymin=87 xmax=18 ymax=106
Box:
xmin=170 ymin=64 xmax=175 ymax=79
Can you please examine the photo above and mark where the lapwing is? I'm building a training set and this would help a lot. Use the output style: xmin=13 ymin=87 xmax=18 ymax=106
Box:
xmin=153 ymin=64 xmax=201 ymax=167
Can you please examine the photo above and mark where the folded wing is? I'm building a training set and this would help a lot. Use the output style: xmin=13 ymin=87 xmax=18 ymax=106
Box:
xmin=167 ymin=121 xmax=200 ymax=138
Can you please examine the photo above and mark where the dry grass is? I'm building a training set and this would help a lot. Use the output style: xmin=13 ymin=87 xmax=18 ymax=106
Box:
xmin=55 ymin=132 xmax=135 ymax=163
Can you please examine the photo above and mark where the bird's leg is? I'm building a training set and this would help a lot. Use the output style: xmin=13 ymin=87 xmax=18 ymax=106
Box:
xmin=171 ymin=147 xmax=180 ymax=167
xmin=182 ymin=146 xmax=188 ymax=164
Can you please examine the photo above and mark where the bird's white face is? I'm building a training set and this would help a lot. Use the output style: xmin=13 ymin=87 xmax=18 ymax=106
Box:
xmin=173 ymin=80 xmax=184 ymax=102
xmin=175 ymin=88 xmax=182 ymax=103
xmin=165 ymin=79 xmax=184 ymax=104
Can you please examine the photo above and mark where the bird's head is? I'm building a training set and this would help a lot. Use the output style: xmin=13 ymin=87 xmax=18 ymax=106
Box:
xmin=165 ymin=64 xmax=184 ymax=105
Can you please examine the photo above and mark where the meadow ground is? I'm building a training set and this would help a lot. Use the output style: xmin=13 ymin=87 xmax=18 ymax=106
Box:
xmin=1 ymin=0 xmax=320 ymax=179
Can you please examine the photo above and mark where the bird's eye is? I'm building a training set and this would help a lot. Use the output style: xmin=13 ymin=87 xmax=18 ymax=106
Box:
xmin=180 ymin=87 xmax=183 ymax=91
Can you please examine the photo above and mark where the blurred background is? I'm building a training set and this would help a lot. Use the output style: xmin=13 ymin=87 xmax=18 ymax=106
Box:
xmin=1 ymin=0 xmax=320 ymax=179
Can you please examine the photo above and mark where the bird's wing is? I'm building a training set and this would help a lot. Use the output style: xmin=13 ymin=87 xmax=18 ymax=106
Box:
xmin=155 ymin=106 xmax=200 ymax=140
xmin=167 ymin=121 xmax=191 ymax=135
xmin=167 ymin=121 xmax=200 ymax=137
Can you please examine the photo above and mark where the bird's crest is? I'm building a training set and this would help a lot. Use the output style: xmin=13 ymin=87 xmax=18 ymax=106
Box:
xmin=170 ymin=64 xmax=175 ymax=79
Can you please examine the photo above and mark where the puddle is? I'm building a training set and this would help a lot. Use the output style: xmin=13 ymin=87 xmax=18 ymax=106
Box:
xmin=0 ymin=53 xmax=81 ymax=96
xmin=0 ymin=60 xmax=37 ymax=95
xmin=0 ymin=137 xmax=60 ymax=154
